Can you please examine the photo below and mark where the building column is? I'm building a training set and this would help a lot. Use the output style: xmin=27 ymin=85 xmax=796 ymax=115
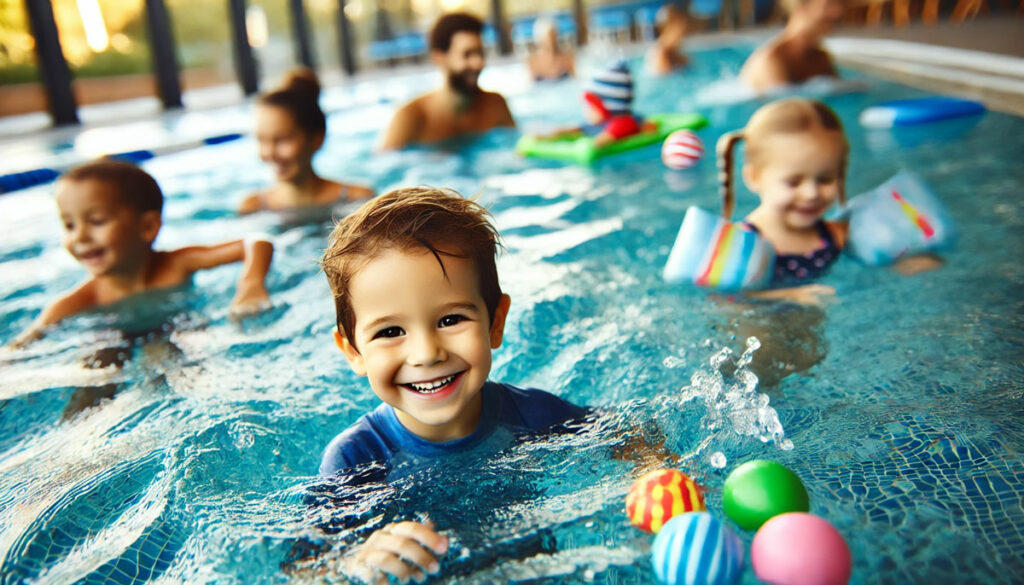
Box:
xmin=573 ymin=0 xmax=586 ymax=47
xmin=490 ymin=0 xmax=511 ymax=55
xmin=336 ymin=0 xmax=356 ymax=76
xmin=24 ymin=0 xmax=78 ymax=125
xmin=288 ymin=0 xmax=316 ymax=69
xmin=228 ymin=0 xmax=259 ymax=95
xmin=144 ymin=0 xmax=183 ymax=109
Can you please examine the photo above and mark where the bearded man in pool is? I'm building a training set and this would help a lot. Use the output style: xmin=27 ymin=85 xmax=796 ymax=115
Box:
xmin=377 ymin=12 xmax=515 ymax=151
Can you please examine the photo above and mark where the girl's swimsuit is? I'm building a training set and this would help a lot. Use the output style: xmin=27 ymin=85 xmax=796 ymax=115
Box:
xmin=743 ymin=220 xmax=841 ymax=285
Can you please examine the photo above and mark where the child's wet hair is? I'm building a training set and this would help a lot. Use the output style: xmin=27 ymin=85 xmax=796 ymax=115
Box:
xmin=655 ymin=4 xmax=687 ymax=36
xmin=322 ymin=187 xmax=502 ymax=346
xmin=716 ymin=97 xmax=848 ymax=217
xmin=60 ymin=159 xmax=163 ymax=214
xmin=258 ymin=67 xmax=326 ymax=136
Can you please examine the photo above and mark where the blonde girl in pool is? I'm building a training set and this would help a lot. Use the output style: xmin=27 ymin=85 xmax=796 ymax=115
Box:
xmin=239 ymin=68 xmax=373 ymax=214
xmin=719 ymin=98 xmax=942 ymax=305
xmin=718 ymin=98 xmax=848 ymax=305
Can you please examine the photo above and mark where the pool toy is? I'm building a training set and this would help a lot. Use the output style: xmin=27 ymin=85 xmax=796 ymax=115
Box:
xmin=859 ymin=96 xmax=985 ymax=129
xmin=663 ymin=206 xmax=775 ymax=290
xmin=843 ymin=171 xmax=955 ymax=266
xmin=662 ymin=130 xmax=704 ymax=169
xmin=516 ymin=112 xmax=708 ymax=165
xmin=652 ymin=512 xmax=745 ymax=585
xmin=626 ymin=469 xmax=705 ymax=533
xmin=751 ymin=512 xmax=852 ymax=585
xmin=722 ymin=460 xmax=809 ymax=531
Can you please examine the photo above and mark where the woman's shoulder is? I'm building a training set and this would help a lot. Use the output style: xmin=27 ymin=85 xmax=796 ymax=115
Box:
xmin=238 ymin=191 xmax=267 ymax=214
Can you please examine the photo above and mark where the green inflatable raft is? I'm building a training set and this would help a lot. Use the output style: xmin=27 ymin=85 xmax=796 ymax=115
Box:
xmin=516 ymin=112 xmax=709 ymax=165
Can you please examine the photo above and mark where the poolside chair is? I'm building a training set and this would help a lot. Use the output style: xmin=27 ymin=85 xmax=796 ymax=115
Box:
xmin=636 ymin=5 xmax=659 ymax=41
xmin=589 ymin=7 xmax=632 ymax=44
xmin=512 ymin=17 xmax=536 ymax=53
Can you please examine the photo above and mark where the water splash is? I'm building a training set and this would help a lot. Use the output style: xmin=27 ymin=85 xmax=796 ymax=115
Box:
xmin=681 ymin=337 xmax=793 ymax=451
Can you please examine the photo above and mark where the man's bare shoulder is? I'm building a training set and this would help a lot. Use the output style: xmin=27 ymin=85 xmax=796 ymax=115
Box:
xmin=478 ymin=91 xmax=514 ymax=126
xmin=379 ymin=93 xmax=434 ymax=150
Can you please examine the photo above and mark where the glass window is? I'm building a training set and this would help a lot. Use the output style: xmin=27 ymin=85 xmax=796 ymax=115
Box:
xmin=247 ymin=0 xmax=298 ymax=87
xmin=166 ymin=0 xmax=236 ymax=93
xmin=50 ymin=0 xmax=157 ymax=106
xmin=0 ymin=0 xmax=46 ymax=116
xmin=307 ymin=0 xmax=340 ymax=73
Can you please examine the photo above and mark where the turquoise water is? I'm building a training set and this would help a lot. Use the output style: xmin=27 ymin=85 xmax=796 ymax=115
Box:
xmin=1 ymin=44 xmax=1023 ymax=584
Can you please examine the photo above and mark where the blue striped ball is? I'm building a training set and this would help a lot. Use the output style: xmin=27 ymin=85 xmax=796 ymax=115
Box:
xmin=652 ymin=512 xmax=745 ymax=585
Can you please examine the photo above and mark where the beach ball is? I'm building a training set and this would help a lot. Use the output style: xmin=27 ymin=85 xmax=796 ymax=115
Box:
xmin=652 ymin=512 xmax=745 ymax=585
xmin=626 ymin=469 xmax=705 ymax=533
xmin=751 ymin=513 xmax=852 ymax=585
xmin=662 ymin=130 xmax=704 ymax=169
xmin=722 ymin=460 xmax=809 ymax=531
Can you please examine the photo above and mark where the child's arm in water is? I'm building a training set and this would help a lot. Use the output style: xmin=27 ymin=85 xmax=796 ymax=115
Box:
xmin=8 ymin=282 xmax=99 ymax=348
xmin=893 ymin=253 xmax=944 ymax=276
xmin=746 ymin=284 xmax=836 ymax=306
xmin=339 ymin=520 xmax=449 ymax=584
xmin=169 ymin=238 xmax=274 ymax=316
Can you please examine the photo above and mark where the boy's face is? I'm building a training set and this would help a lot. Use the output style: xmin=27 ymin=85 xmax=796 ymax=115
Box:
xmin=55 ymin=178 xmax=160 ymax=277
xmin=336 ymin=248 xmax=510 ymax=442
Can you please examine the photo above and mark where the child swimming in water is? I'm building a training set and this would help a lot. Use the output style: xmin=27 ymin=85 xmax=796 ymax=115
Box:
xmin=718 ymin=97 xmax=941 ymax=305
xmin=739 ymin=0 xmax=843 ymax=93
xmin=238 ymin=67 xmax=373 ymax=214
xmin=316 ymin=187 xmax=590 ymax=583
xmin=527 ymin=16 xmax=575 ymax=81
xmin=645 ymin=4 xmax=689 ymax=76
xmin=11 ymin=160 xmax=274 ymax=347
xmin=541 ymin=61 xmax=656 ymax=147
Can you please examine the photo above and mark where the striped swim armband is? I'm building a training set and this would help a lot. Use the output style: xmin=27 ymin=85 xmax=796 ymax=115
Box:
xmin=844 ymin=171 xmax=956 ymax=266
xmin=663 ymin=206 xmax=775 ymax=291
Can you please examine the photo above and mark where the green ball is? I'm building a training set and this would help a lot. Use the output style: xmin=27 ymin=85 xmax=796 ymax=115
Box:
xmin=722 ymin=460 xmax=809 ymax=531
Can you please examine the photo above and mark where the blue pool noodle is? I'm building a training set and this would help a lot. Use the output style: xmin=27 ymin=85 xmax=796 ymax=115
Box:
xmin=859 ymin=96 xmax=985 ymax=128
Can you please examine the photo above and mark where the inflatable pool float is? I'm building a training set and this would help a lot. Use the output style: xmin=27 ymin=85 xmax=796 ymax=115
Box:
xmin=516 ymin=112 xmax=708 ymax=165
xmin=859 ymin=96 xmax=985 ymax=128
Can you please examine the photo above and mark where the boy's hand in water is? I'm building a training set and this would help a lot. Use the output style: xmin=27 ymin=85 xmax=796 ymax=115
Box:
xmin=229 ymin=280 xmax=271 ymax=317
xmin=342 ymin=520 xmax=448 ymax=584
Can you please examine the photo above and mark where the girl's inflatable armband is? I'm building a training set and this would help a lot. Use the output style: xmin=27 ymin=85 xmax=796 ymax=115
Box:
xmin=845 ymin=171 xmax=955 ymax=266
xmin=663 ymin=206 xmax=776 ymax=290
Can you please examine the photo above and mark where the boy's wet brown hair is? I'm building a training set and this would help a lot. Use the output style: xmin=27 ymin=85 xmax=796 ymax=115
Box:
xmin=429 ymin=12 xmax=483 ymax=53
xmin=322 ymin=187 xmax=502 ymax=348
xmin=61 ymin=159 xmax=163 ymax=214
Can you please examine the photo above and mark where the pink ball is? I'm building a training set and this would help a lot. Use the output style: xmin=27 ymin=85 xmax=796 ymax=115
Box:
xmin=751 ymin=513 xmax=851 ymax=585
xmin=662 ymin=130 xmax=704 ymax=169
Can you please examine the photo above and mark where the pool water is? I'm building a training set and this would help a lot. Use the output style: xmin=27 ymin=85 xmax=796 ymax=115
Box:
xmin=2 ymin=42 xmax=1023 ymax=584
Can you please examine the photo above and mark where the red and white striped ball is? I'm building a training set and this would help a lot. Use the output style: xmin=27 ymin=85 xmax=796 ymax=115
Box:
xmin=662 ymin=130 xmax=704 ymax=169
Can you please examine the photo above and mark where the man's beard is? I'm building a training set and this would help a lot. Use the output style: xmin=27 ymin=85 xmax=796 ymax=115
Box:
xmin=447 ymin=69 xmax=481 ymax=97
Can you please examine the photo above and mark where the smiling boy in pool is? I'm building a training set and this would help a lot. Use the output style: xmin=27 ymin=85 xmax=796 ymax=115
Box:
xmin=10 ymin=160 xmax=274 ymax=347
xmin=318 ymin=187 xmax=590 ymax=583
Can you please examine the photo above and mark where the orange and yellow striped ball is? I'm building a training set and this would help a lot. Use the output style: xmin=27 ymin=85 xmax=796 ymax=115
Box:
xmin=626 ymin=469 xmax=706 ymax=533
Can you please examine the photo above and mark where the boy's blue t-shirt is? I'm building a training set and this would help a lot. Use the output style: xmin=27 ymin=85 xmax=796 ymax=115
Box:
xmin=319 ymin=381 xmax=588 ymax=478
